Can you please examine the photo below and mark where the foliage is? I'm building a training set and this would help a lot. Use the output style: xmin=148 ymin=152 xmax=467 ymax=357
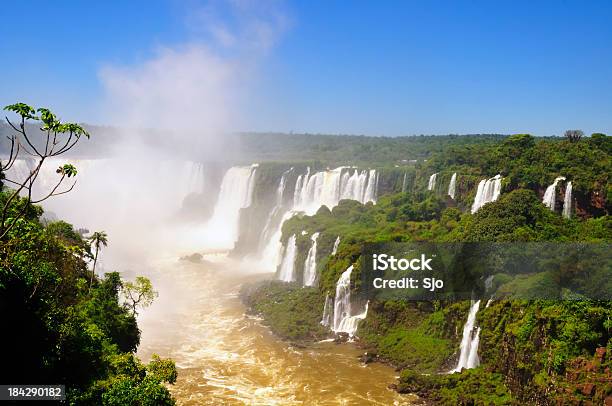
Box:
xmin=0 ymin=190 xmax=174 ymax=404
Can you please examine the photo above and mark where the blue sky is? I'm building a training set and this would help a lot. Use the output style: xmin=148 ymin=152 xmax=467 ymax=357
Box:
xmin=1 ymin=1 xmax=611 ymax=136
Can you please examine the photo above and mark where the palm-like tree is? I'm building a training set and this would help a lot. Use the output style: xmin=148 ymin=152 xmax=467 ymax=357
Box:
xmin=88 ymin=231 xmax=108 ymax=293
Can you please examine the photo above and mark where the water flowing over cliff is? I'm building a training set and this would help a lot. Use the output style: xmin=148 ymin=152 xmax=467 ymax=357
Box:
xmin=330 ymin=265 xmax=369 ymax=337
xmin=563 ymin=181 xmax=573 ymax=219
xmin=303 ymin=232 xmax=320 ymax=287
xmin=277 ymin=234 xmax=297 ymax=282
xmin=448 ymin=172 xmax=457 ymax=199
xmin=270 ymin=167 xmax=377 ymax=273
xmin=471 ymin=175 xmax=502 ymax=213
xmin=542 ymin=176 xmax=566 ymax=211
xmin=450 ymin=300 xmax=481 ymax=373
xmin=332 ymin=236 xmax=340 ymax=255
xmin=320 ymin=294 xmax=333 ymax=327
xmin=206 ymin=164 xmax=258 ymax=249
xmin=427 ymin=173 xmax=438 ymax=191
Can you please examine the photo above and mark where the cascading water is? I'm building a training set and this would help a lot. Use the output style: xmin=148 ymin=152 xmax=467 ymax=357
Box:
xmin=331 ymin=236 xmax=340 ymax=256
xmin=260 ymin=168 xmax=293 ymax=250
xmin=268 ymin=166 xmax=377 ymax=273
xmin=206 ymin=164 xmax=258 ymax=249
xmin=450 ymin=300 xmax=481 ymax=373
xmin=303 ymin=232 xmax=320 ymax=287
xmin=448 ymin=172 xmax=457 ymax=199
xmin=542 ymin=176 xmax=566 ymax=211
xmin=320 ymin=294 xmax=333 ymax=327
xmin=427 ymin=173 xmax=438 ymax=191
xmin=563 ymin=181 xmax=573 ymax=219
xmin=330 ymin=265 xmax=369 ymax=337
xmin=471 ymin=175 xmax=502 ymax=213
xmin=401 ymin=172 xmax=408 ymax=193
xmin=277 ymin=234 xmax=297 ymax=282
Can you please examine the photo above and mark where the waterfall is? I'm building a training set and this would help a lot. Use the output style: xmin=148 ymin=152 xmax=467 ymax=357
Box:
xmin=401 ymin=172 xmax=408 ymax=193
xmin=293 ymin=167 xmax=378 ymax=215
xmin=320 ymin=294 xmax=333 ymax=327
xmin=303 ymin=232 xmax=320 ymax=287
xmin=448 ymin=172 xmax=457 ymax=199
xmin=427 ymin=173 xmax=438 ymax=191
xmin=450 ymin=300 xmax=481 ymax=373
xmin=206 ymin=164 xmax=258 ymax=249
xmin=331 ymin=265 xmax=369 ymax=336
xmin=542 ymin=176 xmax=566 ymax=211
xmin=331 ymin=236 xmax=340 ymax=256
xmin=261 ymin=166 xmax=377 ymax=272
xmin=471 ymin=175 xmax=502 ymax=213
xmin=260 ymin=168 xmax=293 ymax=249
xmin=278 ymin=234 xmax=297 ymax=282
xmin=563 ymin=181 xmax=573 ymax=219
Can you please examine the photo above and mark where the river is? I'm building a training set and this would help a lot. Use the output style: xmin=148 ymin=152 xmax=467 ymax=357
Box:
xmin=137 ymin=255 xmax=416 ymax=405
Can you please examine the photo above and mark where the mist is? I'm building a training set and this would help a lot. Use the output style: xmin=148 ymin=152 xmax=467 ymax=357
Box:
xmin=5 ymin=1 xmax=288 ymax=274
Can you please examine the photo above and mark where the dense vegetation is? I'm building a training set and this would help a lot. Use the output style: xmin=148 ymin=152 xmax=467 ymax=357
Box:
xmin=0 ymin=104 xmax=176 ymax=405
xmin=241 ymin=133 xmax=611 ymax=405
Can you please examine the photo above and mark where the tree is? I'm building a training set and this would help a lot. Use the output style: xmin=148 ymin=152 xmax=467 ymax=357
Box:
xmin=1 ymin=103 xmax=89 ymax=239
xmin=88 ymin=231 xmax=108 ymax=293
xmin=122 ymin=276 xmax=158 ymax=316
xmin=564 ymin=129 xmax=584 ymax=143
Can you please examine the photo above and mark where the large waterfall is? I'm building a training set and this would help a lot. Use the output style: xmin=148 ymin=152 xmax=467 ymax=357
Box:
xmin=331 ymin=236 xmax=340 ymax=256
xmin=427 ymin=173 xmax=438 ymax=191
xmin=329 ymin=265 xmax=369 ymax=336
xmin=448 ymin=172 xmax=457 ymax=199
xmin=303 ymin=232 xmax=320 ymax=287
xmin=206 ymin=164 xmax=258 ymax=249
xmin=471 ymin=175 xmax=502 ymax=213
xmin=277 ymin=234 xmax=297 ymax=282
xmin=259 ymin=169 xmax=293 ymax=252
xmin=450 ymin=300 xmax=481 ymax=373
xmin=542 ymin=176 xmax=566 ymax=211
xmin=272 ymin=167 xmax=377 ymax=275
xmin=563 ymin=181 xmax=573 ymax=219
xmin=293 ymin=167 xmax=377 ymax=215
xmin=320 ymin=294 xmax=333 ymax=327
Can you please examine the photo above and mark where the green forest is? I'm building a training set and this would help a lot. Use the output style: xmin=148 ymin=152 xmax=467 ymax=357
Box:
xmin=241 ymin=132 xmax=611 ymax=404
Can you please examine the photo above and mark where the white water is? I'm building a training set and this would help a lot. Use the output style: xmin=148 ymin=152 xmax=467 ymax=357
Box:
xmin=330 ymin=265 xmax=369 ymax=337
xmin=450 ymin=300 xmax=481 ymax=373
xmin=259 ymin=168 xmax=293 ymax=254
xmin=294 ymin=167 xmax=377 ymax=215
xmin=563 ymin=181 xmax=573 ymax=219
xmin=448 ymin=172 xmax=457 ymax=199
xmin=320 ymin=294 xmax=333 ymax=327
xmin=401 ymin=172 xmax=408 ymax=193
xmin=271 ymin=167 xmax=377 ymax=274
xmin=277 ymin=234 xmax=297 ymax=282
xmin=302 ymin=232 xmax=320 ymax=287
xmin=331 ymin=236 xmax=340 ymax=256
xmin=205 ymin=164 xmax=258 ymax=250
xmin=471 ymin=175 xmax=503 ymax=213
xmin=427 ymin=173 xmax=438 ymax=191
xmin=542 ymin=176 xmax=566 ymax=211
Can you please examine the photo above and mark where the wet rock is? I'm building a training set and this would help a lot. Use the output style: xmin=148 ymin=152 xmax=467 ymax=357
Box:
xmin=359 ymin=351 xmax=379 ymax=364
xmin=334 ymin=332 xmax=350 ymax=343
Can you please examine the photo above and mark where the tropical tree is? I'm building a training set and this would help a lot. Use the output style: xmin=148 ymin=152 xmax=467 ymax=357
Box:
xmin=122 ymin=276 xmax=159 ymax=316
xmin=564 ymin=129 xmax=584 ymax=143
xmin=88 ymin=231 xmax=108 ymax=292
xmin=1 ymin=103 xmax=89 ymax=239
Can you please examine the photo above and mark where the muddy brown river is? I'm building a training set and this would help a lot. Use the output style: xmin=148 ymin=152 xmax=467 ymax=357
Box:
xmin=137 ymin=256 xmax=417 ymax=405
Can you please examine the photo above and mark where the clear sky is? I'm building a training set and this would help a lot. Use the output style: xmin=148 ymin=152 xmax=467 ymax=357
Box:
xmin=1 ymin=0 xmax=610 ymax=136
